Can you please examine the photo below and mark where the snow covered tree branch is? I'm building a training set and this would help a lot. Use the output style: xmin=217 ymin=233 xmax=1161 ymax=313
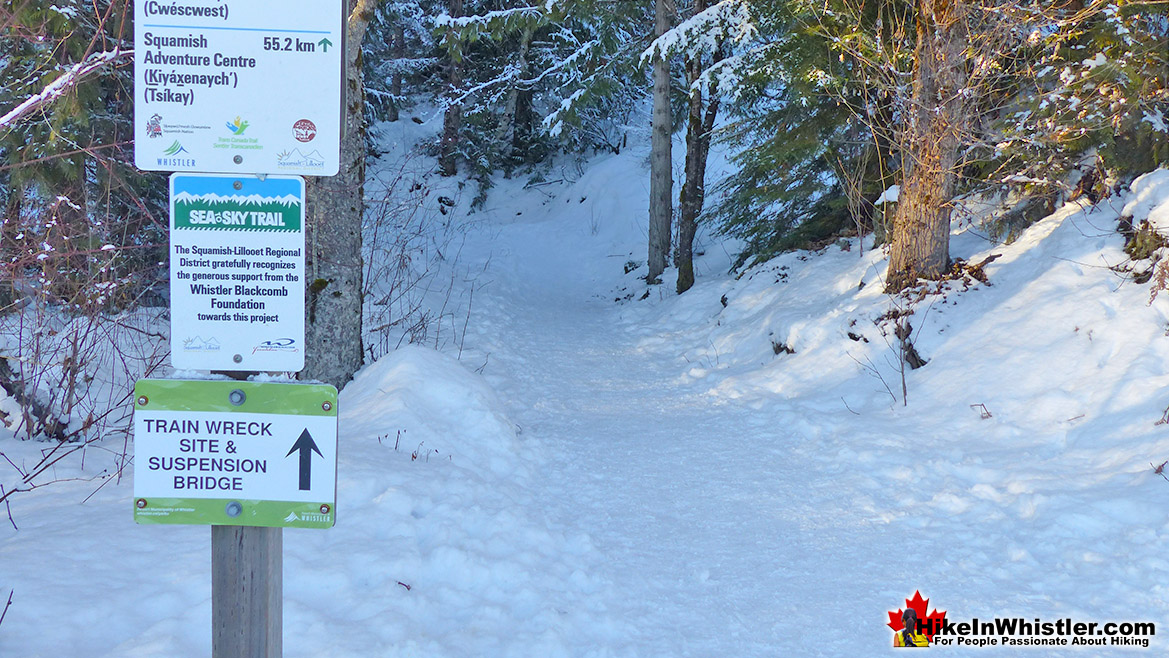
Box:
xmin=641 ymin=0 xmax=755 ymax=66
xmin=0 ymin=49 xmax=132 ymax=132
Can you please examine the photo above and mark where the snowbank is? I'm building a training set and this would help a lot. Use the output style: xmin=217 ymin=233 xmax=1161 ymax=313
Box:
xmin=0 ymin=345 xmax=624 ymax=657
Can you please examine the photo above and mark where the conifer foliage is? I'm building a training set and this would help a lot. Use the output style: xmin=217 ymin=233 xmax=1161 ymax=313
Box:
xmin=1 ymin=1 xmax=168 ymax=443
xmin=428 ymin=0 xmax=655 ymax=189
xmin=1 ymin=0 xmax=166 ymax=311
xmin=712 ymin=0 xmax=1168 ymax=274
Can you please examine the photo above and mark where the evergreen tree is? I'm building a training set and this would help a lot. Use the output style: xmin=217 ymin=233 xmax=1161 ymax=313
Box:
xmin=646 ymin=0 xmax=753 ymax=292
xmin=363 ymin=1 xmax=442 ymax=126
xmin=1 ymin=0 xmax=166 ymax=312
xmin=713 ymin=0 xmax=1167 ymax=274
xmin=439 ymin=0 xmax=465 ymax=176
xmin=647 ymin=0 xmax=674 ymax=284
xmin=431 ymin=0 xmax=655 ymax=186
xmin=989 ymin=1 xmax=1169 ymax=196
xmin=712 ymin=1 xmax=894 ymax=267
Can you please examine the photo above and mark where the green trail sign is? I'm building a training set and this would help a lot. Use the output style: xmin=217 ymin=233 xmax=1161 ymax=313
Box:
xmin=133 ymin=379 xmax=338 ymax=529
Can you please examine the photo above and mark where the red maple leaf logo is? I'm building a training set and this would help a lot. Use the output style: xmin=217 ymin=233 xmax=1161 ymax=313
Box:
xmin=887 ymin=590 xmax=947 ymax=641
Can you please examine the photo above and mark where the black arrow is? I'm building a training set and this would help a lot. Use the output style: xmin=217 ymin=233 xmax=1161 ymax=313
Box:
xmin=286 ymin=429 xmax=323 ymax=491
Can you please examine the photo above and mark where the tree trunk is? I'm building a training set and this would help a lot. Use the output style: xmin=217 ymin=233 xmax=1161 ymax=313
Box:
xmin=0 ymin=187 xmax=20 ymax=310
xmin=302 ymin=0 xmax=377 ymax=389
xmin=885 ymin=0 xmax=969 ymax=291
xmin=513 ymin=86 xmax=534 ymax=160
xmin=387 ymin=24 xmax=404 ymax=122
xmin=439 ymin=0 xmax=464 ymax=177
xmin=647 ymin=0 xmax=674 ymax=284
xmin=497 ymin=25 xmax=534 ymax=166
xmin=676 ymin=20 xmax=721 ymax=295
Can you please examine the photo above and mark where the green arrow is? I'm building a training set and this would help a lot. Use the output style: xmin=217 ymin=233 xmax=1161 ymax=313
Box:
xmin=317 ymin=37 xmax=333 ymax=52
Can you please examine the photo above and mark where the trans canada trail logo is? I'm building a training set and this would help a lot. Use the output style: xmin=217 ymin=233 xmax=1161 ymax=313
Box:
xmin=226 ymin=116 xmax=250 ymax=135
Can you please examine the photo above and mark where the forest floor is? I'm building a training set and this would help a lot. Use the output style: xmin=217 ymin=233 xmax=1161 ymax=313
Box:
xmin=1 ymin=120 xmax=1168 ymax=655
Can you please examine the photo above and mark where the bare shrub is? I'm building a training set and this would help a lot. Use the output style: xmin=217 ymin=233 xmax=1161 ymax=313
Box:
xmin=363 ymin=154 xmax=479 ymax=361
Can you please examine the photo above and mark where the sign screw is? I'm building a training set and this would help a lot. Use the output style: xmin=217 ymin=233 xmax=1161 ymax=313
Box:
xmin=136 ymin=499 xmax=147 ymax=509
xmin=229 ymin=389 xmax=247 ymax=406
xmin=322 ymin=401 xmax=333 ymax=412
xmin=137 ymin=395 xmax=148 ymax=406
xmin=233 ymin=155 xmax=243 ymax=164
xmin=225 ymin=501 xmax=243 ymax=518
xmin=320 ymin=504 xmax=330 ymax=514
xmin=233 ymin=354 xmax=243 ymax=363
xmin=233 ymin=180 xmax=243 ymax=190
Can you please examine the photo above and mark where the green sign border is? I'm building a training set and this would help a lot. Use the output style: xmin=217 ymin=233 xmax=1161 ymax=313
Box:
xmin=133 ymin=379 xmax=338 ymax=529
xmin=134 ymin=379 xmax=336 ymax=416
xmin=134 ymin=498 xmax=335 ymax=529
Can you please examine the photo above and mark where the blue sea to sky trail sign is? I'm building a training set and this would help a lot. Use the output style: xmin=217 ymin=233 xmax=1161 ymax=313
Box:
xmin=169 ymin=174 xmax=305 ymax=372
xmin=134 ymin=0 xmax=343 ymax=175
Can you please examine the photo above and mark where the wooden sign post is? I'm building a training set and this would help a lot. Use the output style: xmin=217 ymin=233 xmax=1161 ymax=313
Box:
xmin=133 ymin=379 xmax=338 ymax=657
xmin=213 ymin=526 xmax=282 ymax=657
xmin=133 ymin=0 xmax=345 ymax=653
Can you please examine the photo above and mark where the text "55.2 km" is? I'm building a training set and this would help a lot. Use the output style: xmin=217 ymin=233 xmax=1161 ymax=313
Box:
xmin=262 ymin=36 xmax=318 ymax=53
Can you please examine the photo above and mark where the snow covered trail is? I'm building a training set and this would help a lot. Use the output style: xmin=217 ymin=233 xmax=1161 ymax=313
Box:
xmin=450 ymin=172 xmax=1169 ymax=656
xmin=485 ymin=305 xmax=869 ymax=655
xmin=458 ymin=222 xmax=920 ymax=655
xmin=3 ymin=133 xmax=1166 ymax=655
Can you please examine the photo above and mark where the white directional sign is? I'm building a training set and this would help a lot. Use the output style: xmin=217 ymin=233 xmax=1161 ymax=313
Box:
xmin=169 ymin=173 xmax=305 ymax=372
xmin=133 ymin=379 xmax=338 ymax=528
xmin=134 ymin=0 xmax=343 ymax=175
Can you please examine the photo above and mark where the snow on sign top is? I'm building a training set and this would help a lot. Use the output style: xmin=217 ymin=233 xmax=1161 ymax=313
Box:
xmin=133 ymin=0 xmax=343 ymax=176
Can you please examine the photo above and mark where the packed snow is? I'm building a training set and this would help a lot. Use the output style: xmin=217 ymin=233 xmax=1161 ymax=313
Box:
xmin=2 ymin=115 xmax=1168 ymax=656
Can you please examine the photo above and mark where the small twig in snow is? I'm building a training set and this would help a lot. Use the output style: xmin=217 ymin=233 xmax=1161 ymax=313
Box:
xmin=1 ymin=485 xmax=15 ymax=531
xmin=1153 ymin=462 xmax=1169 ymax=482
xmin=0 ymin=589 xmax=12 ymax=629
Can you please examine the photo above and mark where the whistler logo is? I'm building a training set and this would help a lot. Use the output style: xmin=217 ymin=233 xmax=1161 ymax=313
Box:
xmin=157 ymin=138 xmax=195 ymax=167
xmin=284 ymin=510 xmax=330 ymax=524
xmin=276 ymin=148 xmax=325 ymax=170
xmin=163 ymin=140 xmax=189 ymax=156
xmin=182 ymin=336 xmax=221 ymax=352
xmin=253 ymin=338 xmax=298 ymax=354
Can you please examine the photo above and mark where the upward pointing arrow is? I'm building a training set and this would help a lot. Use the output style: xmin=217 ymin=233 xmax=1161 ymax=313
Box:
xmin=317 ymin=38 xmax=333 ymax=52
xmin=286 ymin=429 xmax=323 ymax=491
